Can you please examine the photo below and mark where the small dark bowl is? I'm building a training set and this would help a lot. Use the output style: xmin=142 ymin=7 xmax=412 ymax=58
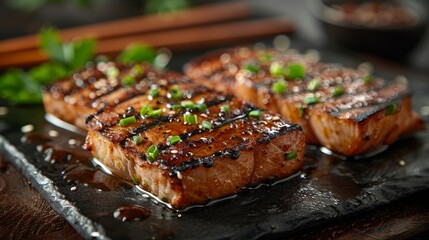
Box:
xmin=309 ymin=0 xmax=428 ymax=60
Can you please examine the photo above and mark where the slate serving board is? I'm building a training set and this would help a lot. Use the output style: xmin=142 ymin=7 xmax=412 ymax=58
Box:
xmin=1 ymin=48 xmax=429 ymax=240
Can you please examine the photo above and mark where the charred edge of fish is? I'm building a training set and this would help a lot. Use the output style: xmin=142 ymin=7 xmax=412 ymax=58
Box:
xmin=328 ymin=91 xmax=411 ymax=122
xmin=169 ymin=144 xmax=246 ymax=177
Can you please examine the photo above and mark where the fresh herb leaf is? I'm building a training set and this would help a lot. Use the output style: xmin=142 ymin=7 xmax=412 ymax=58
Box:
xmin=117 ymin=44 xmax=157 ymax=65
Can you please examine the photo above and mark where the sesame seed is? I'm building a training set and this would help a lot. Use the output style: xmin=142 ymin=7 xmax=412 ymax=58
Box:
xmin=48 ymin=130 xmax=59 ymax=137
xmin=21 ymin=124 xmax=34 ymax=133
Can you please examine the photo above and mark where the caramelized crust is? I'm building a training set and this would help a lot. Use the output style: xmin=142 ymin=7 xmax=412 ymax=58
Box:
xmin=184 ymin=47 xmax=425 ymax=156
xmin=44 ymin=61 xmax=305 ymax=209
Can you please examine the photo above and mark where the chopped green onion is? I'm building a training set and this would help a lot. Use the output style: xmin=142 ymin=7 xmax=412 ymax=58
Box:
xmin=285 ymin=63 xmax=305 ymax=79
xmin=149 ymin=88 xmax=160 ymax=97
xmin=384 ymin=103 xmax=397 ymax=116
xmin=106 ymin=67 xmax=119 ymax=78
xmin=243 ymin=63 xmax=259 ymax=74
xmin=140 ymin=105 xmax=160 ymax=118
xmin=151 ymin=109 xmax=162 ymax=118
xmin=272 ymin=80 xmax=287 ymax=94
xmin=131 ymin=64 xmax=144 ymax=75
xmin=297 ymin=104 xmax=305 ymax=117
xmin=363 ymin=75 xmax=373 ymax=84
xmin=269 ymin=61 xmax=285 ymax=77
xmin=332 ymin=86 xmax=344 ymax=97
xmin=285 ymin=152 xmax=297 ymax=160
xmin=303 ymin=95 xmax=320 ymax=105
xmin=249 ymin=109 xmax=262 ymax=118
xmin=307 ymin=78 xmax=321 ymax=91
xmin=122 ymin=75 xmax=135 ymax=86
xmin=145 ymin=145 xmax=159 ymax=163
xmin=140 ymin=105 xmax=152 ymax=117
xmin=221 ymin=105 xmax=230 ymax=113
xmin=132 ymin=175 xmax=139 ymax=184
xmin=181 ymin=100 xmax=195 ymax=109
xmin=133 ymin=135 xmax=143 ymax=145
xmin=259 ymin=52 xmax=273 ymax=63
xmin=184 ymin=114 xmax=198 ymax=124
xmin=202 ymin=120 xmax=213 ymax=130
xmin=196 ymin=103 xmax=207 ymax=112
xmin=168 ymin=85 xmax=182 ymax=101
xmin=167 ymin=135 xmax=181 ymax=145
xmin=172 ymin=104 xmax=183 ymax=110
xmin=119 ymin=116 xmax=136 ymax=127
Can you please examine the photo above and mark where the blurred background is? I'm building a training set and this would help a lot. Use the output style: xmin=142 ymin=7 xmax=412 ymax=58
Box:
xmin=0 ymin=0 xmax=428 ymax=71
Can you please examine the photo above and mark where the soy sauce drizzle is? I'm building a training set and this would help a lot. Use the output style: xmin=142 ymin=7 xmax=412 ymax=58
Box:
xmin=23 ymin=128 xmax=131 ymax=192
xmin=113 ymin=205 xmax=151 ymax=222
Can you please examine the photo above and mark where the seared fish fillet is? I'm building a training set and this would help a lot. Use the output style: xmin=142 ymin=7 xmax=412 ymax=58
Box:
xmin=184 ymin=47 xmax=425 ymax=157
xmin=43 ymin=62 xmax=181 ymax=129
xmin=44 ymin=61 xmax=305 ymax=209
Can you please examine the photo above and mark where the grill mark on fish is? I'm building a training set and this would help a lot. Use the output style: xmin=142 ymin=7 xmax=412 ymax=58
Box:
xmin=116 ymin=95 xmax=234 ymax=147
xmin=168 ymin=123 xmax=302 ymax=176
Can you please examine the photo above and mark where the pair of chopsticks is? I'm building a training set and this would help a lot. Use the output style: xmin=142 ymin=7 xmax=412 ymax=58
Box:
xmin=0 ymin=1 xmax=294 ymax=69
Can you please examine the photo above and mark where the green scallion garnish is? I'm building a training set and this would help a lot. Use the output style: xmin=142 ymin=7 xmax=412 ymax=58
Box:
xmin=243 ymin=63 xmax=259 ymax=74
xmin=259 ymin=52 xmax=273 ymax=63
xmin=184 ymin=114 xmax=198 ymax=124
xmin=363 ymin=75 xmax=373 ymax=84
xmin=167 ymin=135 xmax=181 ymax=145
xmin=249 ymin=109 xmax=262 ymax=118
xmin=332 ymin=86 xmax=344 ymax=97
xmin=272 ymin=80 xmax=287 ymax=94
xmin=151 ymin=109 xmax=162 ymax=118
xmin=131 ymin=64 xmax=143 ymax=75
xmin=172 ymin=104 xmax=183 ymax=110
xmin=133 ymin=135 xmax=143 ymax=145
xmin=149 ymin=88 xmax=160 ymax=98
xmin=132 ymin=175 xmax=139 ymax=184
xmin=384 ymin=103 xmax=397 ymax=116
xmin=285 ymin=63 xmax=305 ymax=79
xmin=202 ymin=120 xmax=213 ymax=130
xmin=269 ymin=61 xmax=285 ymax=77
xmin=119 ymin=116 xmax=136 ymax=127
xmin=285 ymin=152 xmax=297 ymax=160
xmin=297 ymin=104 xmax=305 ymax=117
xmin=196 ymin=103 xmax=207 ymax=112
xmin=122 ymin=75 xmax=135 ymax=86
xmin=307 ymin=78 xmax=321 ymax=91
xmin=221 ymin=105 xmax=230 ymax=113
xmin=145 ymin=145 xmax=159 ymax=163
xmin=106 ymin=67 xmax=119 ymax=78
xmin=140 ymin=105 xmax=152 ymax=117
xmin=303 ymin=95 xmax=320 ymax=105
xmin=140 ymin=105 xmax=160 ymax=118
xmin=168 ymin=85 xmax=182 ymax=101
xmin=181 ymin=100 xmax=195 ymax=109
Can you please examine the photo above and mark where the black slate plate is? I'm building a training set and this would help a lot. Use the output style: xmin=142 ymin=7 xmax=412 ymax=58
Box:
xmin=1 ymin=48 xmax=429 ymax=240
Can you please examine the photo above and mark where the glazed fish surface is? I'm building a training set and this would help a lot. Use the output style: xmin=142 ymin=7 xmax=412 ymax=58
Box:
xmin=184 ymin=47 xmax=425 ymax=157
xmin=43 ymin=62 xmax=305 ymax=209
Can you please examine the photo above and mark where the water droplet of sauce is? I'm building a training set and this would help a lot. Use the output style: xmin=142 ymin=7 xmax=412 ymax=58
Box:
xmin=113 ymin=205 xmax=151 ymax=222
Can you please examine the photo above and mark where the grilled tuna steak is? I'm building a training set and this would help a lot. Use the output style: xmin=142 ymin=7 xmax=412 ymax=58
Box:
xmin=43 ymin=62 xmax=182 ymax=129
xmin=184 ymin=47 xmax=425 ymax=157
xmin=44 ymin=61 xmax=305 ymax=209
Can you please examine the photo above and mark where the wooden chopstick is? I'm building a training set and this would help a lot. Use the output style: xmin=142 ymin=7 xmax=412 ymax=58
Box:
xmin=0 ymin=1 xmax=251 ymax=55
xmin=0 ymin=18 xmax=294 ymax=69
